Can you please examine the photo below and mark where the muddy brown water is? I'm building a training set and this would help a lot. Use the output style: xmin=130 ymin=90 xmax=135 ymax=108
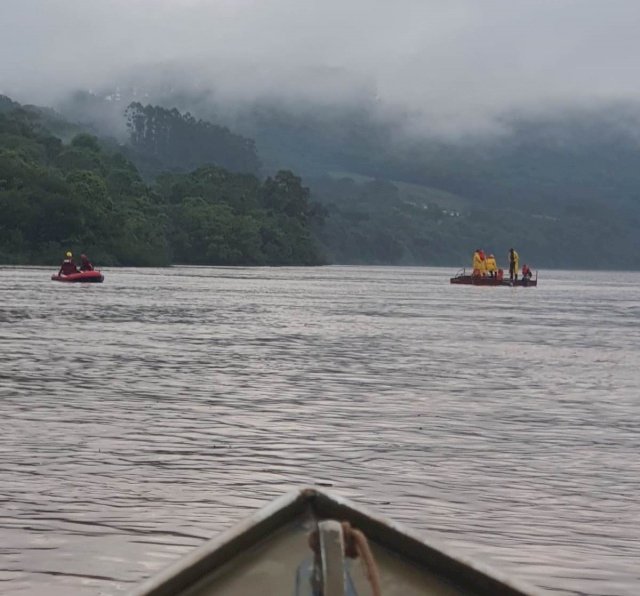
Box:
xmin=1 ymin=266 xmax=639 ymax=595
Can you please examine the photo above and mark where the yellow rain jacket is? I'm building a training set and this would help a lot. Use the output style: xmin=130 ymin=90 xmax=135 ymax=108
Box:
xmin=486 ymin=256 xmax=497 ymax=273
xmin=510 ymin=250 xmax=519 ymax=270
xmin=472 ymin=251 xmax=481 ymax=270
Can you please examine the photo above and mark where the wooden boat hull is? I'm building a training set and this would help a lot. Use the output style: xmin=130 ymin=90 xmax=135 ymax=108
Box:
xmin=131 ymin=487 xmax=540 ymax=596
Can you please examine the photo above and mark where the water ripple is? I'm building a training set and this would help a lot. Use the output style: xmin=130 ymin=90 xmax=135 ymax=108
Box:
xmin=1 ymin=266 xmax=639 ymax=595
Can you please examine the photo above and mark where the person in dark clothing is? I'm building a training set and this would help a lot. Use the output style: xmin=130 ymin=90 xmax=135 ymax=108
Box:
xmin=58 ymin=251 xmax=78 ymax=276
xmin=79 ymin=254 xmax=94 ymax=271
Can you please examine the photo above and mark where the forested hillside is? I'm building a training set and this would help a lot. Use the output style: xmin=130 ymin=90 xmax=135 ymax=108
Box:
xmin=124 ymin=102 xmax=260 ymax=179
xmin=248 ymin=104 xmax=640 ymax=269
xmin=51 ymin=88 xmax=640 ymax=269
xmin=307 ymin=174 xmax=638 ymax=269
xmin=0 ymin=97 xmax=323 ymax=266
xmin=4 ymin=89 xmax=640 ymax=269
xmin=0 ymin=105 xmax=167 ymax=265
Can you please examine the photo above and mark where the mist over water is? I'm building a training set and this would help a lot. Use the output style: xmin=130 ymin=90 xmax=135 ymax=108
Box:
xmin=4 ymin=0 xmax=640 ymax=134
xmin=1 ymin=266 xmax=639 ymax=595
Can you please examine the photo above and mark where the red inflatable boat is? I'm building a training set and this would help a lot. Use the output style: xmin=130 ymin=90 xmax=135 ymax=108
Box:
xmin=51 ymin=270 xmax=104 ymax=283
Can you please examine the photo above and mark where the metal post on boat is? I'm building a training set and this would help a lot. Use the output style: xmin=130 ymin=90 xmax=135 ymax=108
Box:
xmin=318 ymin=520 xmax=347 ymax=596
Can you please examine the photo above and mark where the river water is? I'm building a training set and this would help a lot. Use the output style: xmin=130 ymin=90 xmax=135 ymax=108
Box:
xmin=0 ymin=266 xmax=639 ymax=595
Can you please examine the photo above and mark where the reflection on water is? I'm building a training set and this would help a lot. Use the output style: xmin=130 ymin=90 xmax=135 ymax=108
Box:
xmin=1 ymin=266 xmax=639 ymax=595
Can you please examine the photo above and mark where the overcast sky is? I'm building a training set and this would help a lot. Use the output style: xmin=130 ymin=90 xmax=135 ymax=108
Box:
xmin=2 ymin=0 xmax=640 ymax=131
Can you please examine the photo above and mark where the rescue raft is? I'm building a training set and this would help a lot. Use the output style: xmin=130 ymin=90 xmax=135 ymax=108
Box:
xmin=450 ymin=270 xmax=537 ymax=287
xmin=51 ymin=270 xmax=104 ymax=283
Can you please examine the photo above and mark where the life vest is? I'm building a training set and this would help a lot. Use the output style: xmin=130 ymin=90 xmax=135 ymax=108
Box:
xmin=60 ymin=259 xmax=78 ymax=275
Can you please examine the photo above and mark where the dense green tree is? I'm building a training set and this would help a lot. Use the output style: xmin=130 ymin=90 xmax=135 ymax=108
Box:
xmin=0 ymin=99 xmax=324 ymax=267
xmin=158 ymin=166 xmax=323 ymax=265
xmin=125 ymin=103 xmax=260 ymax=178
xmin=0 ymin=106 xmax=169 ymax=265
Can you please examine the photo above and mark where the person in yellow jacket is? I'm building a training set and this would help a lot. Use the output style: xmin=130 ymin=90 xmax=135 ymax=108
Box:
xmin=485 ymin=253 xmax=497 ymax=278
xmin=508 ymin=248 xmax=519 ymax=281
xmin=472 ymin=249 xmax=484 ymax=276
